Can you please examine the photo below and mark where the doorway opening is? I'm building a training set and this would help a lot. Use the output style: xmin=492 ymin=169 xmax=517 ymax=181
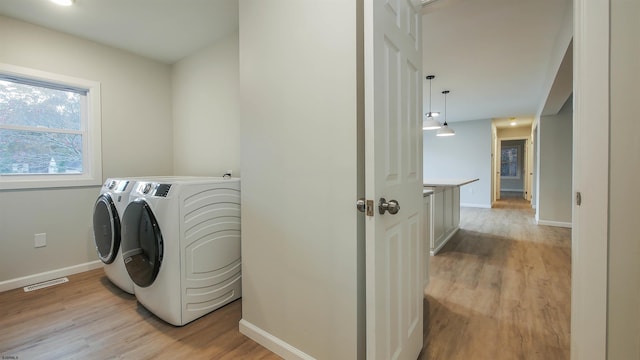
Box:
xmin=500 ymin=139 xmax=527 ymax=199
xmin=490 ymin=119 xmax=534 ymax=207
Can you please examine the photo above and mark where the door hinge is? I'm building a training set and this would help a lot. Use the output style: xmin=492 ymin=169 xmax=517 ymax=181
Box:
xmin=576 ymin=192 xmax=582 ymax=206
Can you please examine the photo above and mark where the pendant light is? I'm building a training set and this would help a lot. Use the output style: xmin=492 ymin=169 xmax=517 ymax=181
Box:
xmin=423 ymin=75 xmax=442 ymax=130
xmin=436 ymin=90 xmax=455 ymax=136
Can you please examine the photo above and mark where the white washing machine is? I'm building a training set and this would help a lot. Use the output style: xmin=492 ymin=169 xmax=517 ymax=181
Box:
xmin=92 ymin=178 xmax=138 ymax=294
xmin=120 ymin=177 xmax=241 ymax=326
xmin=93 ymin=176 xmax=201 ymax=294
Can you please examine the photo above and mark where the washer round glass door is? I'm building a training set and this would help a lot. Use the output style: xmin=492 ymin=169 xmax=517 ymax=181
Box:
xmin=93 ymin=194 xmax=120 ymax=264
xmin=121 ymin=199 xmax=164 ymax=287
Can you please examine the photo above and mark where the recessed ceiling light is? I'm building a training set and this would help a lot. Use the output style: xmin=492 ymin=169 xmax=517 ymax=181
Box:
xmin=50 ymin=0 xmax=74 ymax=6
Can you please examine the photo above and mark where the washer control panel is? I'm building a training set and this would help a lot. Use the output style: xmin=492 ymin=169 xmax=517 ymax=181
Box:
xmin=136 ymin=182 xmax=172 ymax=197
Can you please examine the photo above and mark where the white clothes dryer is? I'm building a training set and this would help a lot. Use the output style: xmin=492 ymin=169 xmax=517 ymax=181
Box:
xmin=121 ymin=177 xmax=241 ymax=326
xmin=93 ymin=178 xmax=138 ymax=294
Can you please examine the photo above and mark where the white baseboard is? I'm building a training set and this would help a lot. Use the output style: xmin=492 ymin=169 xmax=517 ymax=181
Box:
xmin=239 ymin=319 xmax=316 ymax=360
xmin=0 ymin=260 xmax=102 ymax=293
xmin=461 ymin=203 xmax=492 ymax=209
xmin=536 ymin=219 xmax=573 ymax=228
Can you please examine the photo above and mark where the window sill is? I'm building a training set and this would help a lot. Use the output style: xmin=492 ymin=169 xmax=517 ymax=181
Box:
xmin=0 ymin=174 xmax=102 ymax=190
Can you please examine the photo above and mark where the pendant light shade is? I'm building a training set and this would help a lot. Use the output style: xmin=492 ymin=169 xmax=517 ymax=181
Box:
xmin=437 ymin=123 xmax=455 ymax=136
xmin=436 ymin=90 xmax=455 ymax=137
xmin=423 ymin=75 xmax=442 ymax=130
xmin=423 ymin=116 xmax=442 ymax=130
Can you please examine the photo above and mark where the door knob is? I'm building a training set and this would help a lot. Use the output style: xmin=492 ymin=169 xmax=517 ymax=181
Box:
xmin=378 ymin=198 xmax=400 ymax=215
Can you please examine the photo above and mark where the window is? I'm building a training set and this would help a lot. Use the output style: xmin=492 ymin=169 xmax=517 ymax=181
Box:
xmin=500 ymin=145 xmax=520 ymax=178
xmin=0 ymin=63 xmax=101 ymax=189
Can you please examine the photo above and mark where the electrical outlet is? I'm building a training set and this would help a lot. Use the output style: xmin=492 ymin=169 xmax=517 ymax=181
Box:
xmin=35 ymin=233 xmax=46 ymax=248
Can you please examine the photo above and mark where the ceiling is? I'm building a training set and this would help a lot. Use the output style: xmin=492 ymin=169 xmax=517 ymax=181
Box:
xmin=422 ymin=0 xmax=572 ymax=124
xmin=0 ymin=0 xmax=239 ymax=64
xmin=0 ymin=0 xmax=571 ymax=125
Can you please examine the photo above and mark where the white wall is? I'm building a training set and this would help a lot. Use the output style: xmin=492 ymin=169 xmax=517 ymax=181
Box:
xmin=172 ymin=32 xmax=240 ymax=176
xmin=0 ymin=16 xmax=173 ymax=283
xmin=537 ymin=96 xmax=572 ymax=226
xmin=238 ymin=1 xmax=363 ymax=359
xmin=497 ymin=126 xmax=531 ymax=139
xmin=423 ymin=119 xmax=492 ymax=208
xmin=607 ymin=0 xmax=640 ymax=357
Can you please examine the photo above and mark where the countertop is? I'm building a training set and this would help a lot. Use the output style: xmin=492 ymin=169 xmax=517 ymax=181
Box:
xmin=423 ymin=178 xmax=479 ymax=187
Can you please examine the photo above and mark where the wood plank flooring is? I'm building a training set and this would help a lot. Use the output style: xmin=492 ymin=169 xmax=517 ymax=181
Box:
xmin=420 ymin=197 xmax=571 ymax=360
xmin=0 ymin=270 xmax=280 ymax=360
xmin=1 ymin=197 xmax=569 ymax=359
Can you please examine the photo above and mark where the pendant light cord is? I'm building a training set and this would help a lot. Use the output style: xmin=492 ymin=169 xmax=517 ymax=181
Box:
xmin=443 ymin=90 xmax=449 ymax=125
xmin=429 ymin=78 xmax=432 ymax=114
xmin=426 ymin=75 xmax=435 ymax=116
xmin=441 ymin=90 xmax=450 ymax=126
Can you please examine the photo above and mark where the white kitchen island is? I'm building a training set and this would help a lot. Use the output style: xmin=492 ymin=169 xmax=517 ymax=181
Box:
xmin=423 ymin=178 xmax=479 ymax=255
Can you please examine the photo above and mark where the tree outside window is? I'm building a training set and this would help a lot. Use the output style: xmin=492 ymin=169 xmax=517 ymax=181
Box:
xmin=501 ymin=145 xmax=520 ymax=178
xmin=0 ymin=80 xmax=84 ymax=175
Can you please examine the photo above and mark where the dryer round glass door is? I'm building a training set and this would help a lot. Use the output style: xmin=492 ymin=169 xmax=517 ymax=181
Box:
xmin=121 ymin=199 xmax=164 ymax=287
xmin=93 ymin=194 xmax=120 ymax=264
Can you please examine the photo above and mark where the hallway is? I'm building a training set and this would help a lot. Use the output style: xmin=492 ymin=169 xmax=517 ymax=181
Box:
xmin=421 ymin=198 xmax=571 ymax=359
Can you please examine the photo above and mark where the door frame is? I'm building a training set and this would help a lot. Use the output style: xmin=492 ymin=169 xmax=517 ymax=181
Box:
xmin=491 ymin=123 xmax=498 ymax=205
xmin=571 ymin=0 xmax=609 ymax=358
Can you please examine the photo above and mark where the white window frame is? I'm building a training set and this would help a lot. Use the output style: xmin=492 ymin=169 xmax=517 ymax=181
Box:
xmin=0 ymin=63 xmax=102 ymax=190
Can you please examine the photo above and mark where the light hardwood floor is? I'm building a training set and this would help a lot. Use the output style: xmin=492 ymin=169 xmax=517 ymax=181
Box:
xmin=420 ymin=197 xmax=571 ymax=359
xmin=0 ymin=270 xmax=280 ymax=359
xmin=1 ymin=197 xmax=569 ymax=359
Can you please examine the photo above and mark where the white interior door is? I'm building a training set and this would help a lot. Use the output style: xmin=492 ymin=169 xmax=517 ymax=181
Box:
xmin=490 ymin=126 xmax=496 ymax=205
xmin=364 ymin=0 xmax=423 ymax=359
xmin=495 ymin=139 xmax=501 ymax=200
xmin=527 ymin=138 xmax=533 ymax=201
xmin=523 ymin=139 xmax=528 ymax=200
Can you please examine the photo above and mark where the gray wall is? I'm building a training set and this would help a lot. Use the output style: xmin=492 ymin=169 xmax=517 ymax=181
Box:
xmin=0 ymin=16 xmax=173 ymax=283
xmin=537 ymin=96 xmax=572 ymax=226
xmin=423 ymin=119 xmax=492 ymax=208
xmin=608 ymin=0 xmax=640 ymax=357
xmin=172 ymin=32 xmax=241 ymax=177
xmin=239 ymin=1 xmax=363 ymax=358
